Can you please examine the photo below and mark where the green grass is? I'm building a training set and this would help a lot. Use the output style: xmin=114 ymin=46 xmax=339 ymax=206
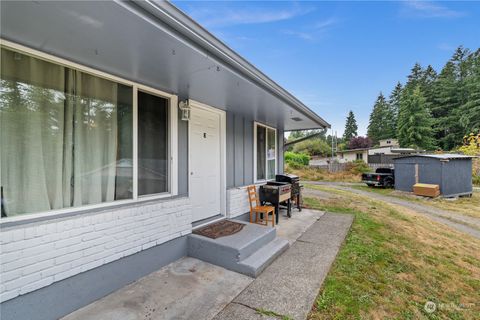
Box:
xmin=304 ymin=188 xmax=480 ymax=320
xmin=349 ymin=185 xmax=480 ymax=219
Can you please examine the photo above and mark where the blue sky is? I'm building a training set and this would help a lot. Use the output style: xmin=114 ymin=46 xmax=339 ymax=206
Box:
xmin=174 ymin=1 xmax=480 ymax=136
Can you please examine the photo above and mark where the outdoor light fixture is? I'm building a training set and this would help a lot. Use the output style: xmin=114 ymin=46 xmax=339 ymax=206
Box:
xmin=178 ymin=100 xmax=191 ymax=121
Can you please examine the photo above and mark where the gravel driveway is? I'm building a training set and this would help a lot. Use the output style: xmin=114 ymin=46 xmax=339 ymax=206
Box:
xmin=304 ymin=181 xmax=480 ymax=239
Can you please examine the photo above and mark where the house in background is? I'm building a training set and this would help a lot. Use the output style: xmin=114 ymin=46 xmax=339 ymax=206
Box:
xmin=337 ymin=147 xmax=370 ymax=163
xmin=337 ymin=138 xmax=421 ymax=164
xmin=0 ymin=1 xmax=329 ymax=319
xmin=378 ymin=139 xmax=399 ymax=148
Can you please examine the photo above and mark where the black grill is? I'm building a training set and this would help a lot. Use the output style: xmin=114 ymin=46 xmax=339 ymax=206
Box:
xmin=259 ymin=182 xmax=292 ymax=224
xmin=276 ymin=174 xmax=302 ymax=211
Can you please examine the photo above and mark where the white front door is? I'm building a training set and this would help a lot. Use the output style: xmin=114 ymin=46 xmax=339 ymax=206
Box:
xmin=189 ymin=105 xmax=222 ymax=222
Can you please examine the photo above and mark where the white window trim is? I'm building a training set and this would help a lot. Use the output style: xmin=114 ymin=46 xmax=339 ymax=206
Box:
xmin=0 ymin=39 xmax=179 ymax=224
xmin=253 ymin=121 xmax=278 ymax=183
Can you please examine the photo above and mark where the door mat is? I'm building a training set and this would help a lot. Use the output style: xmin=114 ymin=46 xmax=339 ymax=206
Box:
xmin=193 ymin=220 xmax=245 ymax=239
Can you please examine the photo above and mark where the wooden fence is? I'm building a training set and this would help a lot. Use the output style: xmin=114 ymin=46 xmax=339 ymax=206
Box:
xmin=309 ymin=163 xmax=394 ymax=173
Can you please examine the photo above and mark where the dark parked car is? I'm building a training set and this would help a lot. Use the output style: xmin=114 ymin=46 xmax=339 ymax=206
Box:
xmin=362 ymin=168 xmax=395 ymax=188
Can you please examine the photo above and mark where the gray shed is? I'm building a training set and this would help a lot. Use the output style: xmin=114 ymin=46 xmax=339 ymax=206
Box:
xmin=393 ymin=154 xmax=474 ymax=197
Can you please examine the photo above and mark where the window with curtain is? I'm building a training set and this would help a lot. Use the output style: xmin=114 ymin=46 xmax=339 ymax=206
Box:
xmin=0 ymin=47 xmax=133 ymax=217
xmin=255 ymin=123 xmax=277 ymax=181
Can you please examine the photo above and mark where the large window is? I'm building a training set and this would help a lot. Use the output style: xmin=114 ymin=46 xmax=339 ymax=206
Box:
xmin=0 ymin=45 xmax=175 ymax=218
xmin=255 ymin=123 xmax=277 ymax=181
xmin=138 ymin=91 xmax=169 ymax=196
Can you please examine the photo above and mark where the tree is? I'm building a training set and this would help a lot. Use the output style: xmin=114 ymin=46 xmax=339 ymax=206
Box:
xmin=397 ymin=86 xmax=435 ymax=150
xmin=292 ymin=138 xmax=331 ymax=157
xmin=348 ymin=136 xmax=372 ymax=149
xmin=404 ymin=63 xmax=424 ymax=92
xmin=459 ymin=49 xmax=480 ymax=133
xmin=288 ymin=130 xmax=306 ymax=140
xmin=420 ymin=65 xmax=437 ymax=111
xmin=388 ymin=82 xmax=403 ymax=136
xmin=343 ymin=111 xmax=358 ymax=141
xmin=430 ymin=61 xmax=460 ymax=150
xmin=367 ymin=93 xmax=395 ymax=144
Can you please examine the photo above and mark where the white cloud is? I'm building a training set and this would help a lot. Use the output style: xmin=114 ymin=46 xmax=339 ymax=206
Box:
xmin=186 ymin=5 xmax=314 ymax=28
xmin=313 ymin=17 xmax=338 ymax=30
xmin=283 ymin=17 xmax=338 ymax=42
xmin=402 ymin=1 xmax=465 ymax=18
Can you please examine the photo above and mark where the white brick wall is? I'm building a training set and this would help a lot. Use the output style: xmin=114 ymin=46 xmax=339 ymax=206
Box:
xmin=0 ymin=197 xmax=191 ymax=302
xmin=226 ymin=186 xmax=251 ymax=218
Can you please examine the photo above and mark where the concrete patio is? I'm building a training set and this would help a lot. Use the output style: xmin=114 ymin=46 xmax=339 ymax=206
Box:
xmin=62 ymin=209 xmax=353 ymax=320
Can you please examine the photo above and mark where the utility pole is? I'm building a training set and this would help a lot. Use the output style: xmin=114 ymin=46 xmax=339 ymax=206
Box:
xmin=335 ymin=131 xmax=338 ymax=152
xmin=331 ymin=129 xmax=334 ymax=160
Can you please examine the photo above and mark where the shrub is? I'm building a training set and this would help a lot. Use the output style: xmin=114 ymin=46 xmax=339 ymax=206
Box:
xmin=285 ymin=151 xmax=310 ymax=167
xmin=346 ymin=160 xmax=370 ymax=174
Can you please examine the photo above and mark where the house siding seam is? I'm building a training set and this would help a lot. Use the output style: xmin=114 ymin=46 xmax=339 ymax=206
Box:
xmin=0 ymin=197 xmax=191 ymax=303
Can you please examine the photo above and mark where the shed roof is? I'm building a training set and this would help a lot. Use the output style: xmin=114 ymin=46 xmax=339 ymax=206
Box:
xmin=394 ymin=154 xmax=474 ymax=160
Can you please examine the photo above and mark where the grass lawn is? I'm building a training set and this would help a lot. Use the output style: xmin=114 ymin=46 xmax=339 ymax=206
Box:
xmin=286 ymin=166 xmax=361 ymax=183
xmin=304 ymin=186 xmax=480 ymax=320
xmin=351 ymin=185 xmax=480 ymax=219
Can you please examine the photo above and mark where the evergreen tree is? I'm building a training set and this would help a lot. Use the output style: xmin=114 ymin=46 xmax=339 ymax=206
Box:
xmin=367 ymin=93 xmax=394 ymax=143
xmin=388 ymin=82 xmax=403 ymax=136
xmin=430 ymin=61 xmax=459 ymax=150
xmin=420 ymin=65 xmax=437 ymax=111
xmin=397 ymin=86 xmax=435 ymax=150
xmin=376 ymin=45 xmax=480 ymax=150
xmin=343 ymin=110 xmax=358 ymax=141
xmin=404 ymin=63 xmax=424 ymax=92
xmin=459 ymin=49 xmax=480 ymax=132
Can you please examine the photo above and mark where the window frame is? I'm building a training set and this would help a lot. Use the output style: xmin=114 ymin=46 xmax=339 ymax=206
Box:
xmin=253 ymin=121 xmax=277 ymax=183
xmin=0 ymin=39 xmax=178 ymax=223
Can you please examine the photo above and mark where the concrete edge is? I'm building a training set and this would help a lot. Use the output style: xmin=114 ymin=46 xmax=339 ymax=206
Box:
xmin=307 ymin=212 xmax=355 ymax=300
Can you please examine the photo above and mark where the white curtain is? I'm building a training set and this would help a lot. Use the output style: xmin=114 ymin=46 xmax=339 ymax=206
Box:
xmin=0 ymin=48 xmax=118 ymax=217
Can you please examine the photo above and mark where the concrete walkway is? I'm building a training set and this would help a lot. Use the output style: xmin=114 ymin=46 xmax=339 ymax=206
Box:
xmin=305 ymin=181 xmax=480 ymax=239
xmin=213 ymin=213 xmax=354 ymax=320
xmin=62 ymin=211 xmax=352 ymax=320
xmin=62 ymin=257 xmax=254 ymax=320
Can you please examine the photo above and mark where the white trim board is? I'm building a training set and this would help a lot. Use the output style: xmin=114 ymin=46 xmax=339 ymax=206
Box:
xmin=253 ymin=121 xmax=278 ymax=183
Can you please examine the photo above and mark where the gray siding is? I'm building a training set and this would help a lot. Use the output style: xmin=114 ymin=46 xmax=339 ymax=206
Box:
xmin=226 ymin=112 xmax=284 ymax=188
xmin=394 ymin=163 xmax=416 ymax=192
xmin=394 ymin=156 xmax=472 ymax=197
xmin=441 ymin=159 xmax=472 ymax=197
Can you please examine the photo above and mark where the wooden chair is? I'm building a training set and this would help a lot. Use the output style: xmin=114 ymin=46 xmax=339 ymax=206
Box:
xmin=247 ymin=185 xmax=276 ymax=227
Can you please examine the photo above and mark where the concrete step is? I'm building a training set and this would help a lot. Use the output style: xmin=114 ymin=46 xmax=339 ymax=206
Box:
xmin=236 ymin=238 xmax=289 ymax=277
xmin=187 ymin=220 xmax=288 ymax=277
xmin=188 ymin=221 xmax=275 ymax=265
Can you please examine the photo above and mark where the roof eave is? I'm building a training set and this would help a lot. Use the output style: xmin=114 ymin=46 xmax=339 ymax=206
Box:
xmin=132 ymin=0 xmax=330 ymax=129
